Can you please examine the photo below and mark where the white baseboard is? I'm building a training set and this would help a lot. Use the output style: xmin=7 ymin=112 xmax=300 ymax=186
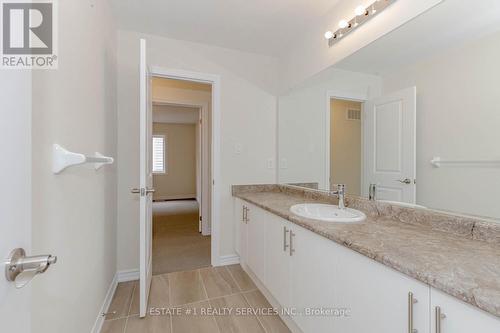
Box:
xmin=91 ymin=273 xmax=118 ymax=333
xmin=153 ymin=194 xmax=196 ymax=201
xmin=218 ymin=254 xmax=240 ymax=266
xmin=117 ymin=269 xmax=139 ymax=282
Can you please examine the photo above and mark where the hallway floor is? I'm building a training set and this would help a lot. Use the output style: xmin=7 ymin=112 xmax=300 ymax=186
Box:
xmin=101 ymin=265 xmax=291 ymax=333
xmin=152 ymin=200 xmax=211 ymax=275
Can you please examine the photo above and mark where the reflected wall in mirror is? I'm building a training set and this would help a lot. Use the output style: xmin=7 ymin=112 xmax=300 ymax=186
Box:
xmin=278 ymin=1 xmax=500 ymax=220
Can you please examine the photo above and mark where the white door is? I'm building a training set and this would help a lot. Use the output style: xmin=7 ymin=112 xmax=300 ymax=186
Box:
xmin=430 ymin=288 xmax=500 ymax=333
xmin=139 ymin=38 xmax=153 ymax=318
xmin=363 ymin=87 xmax=416 ymax=203
xmin=0 ymin=71 xmax=32 ymax=332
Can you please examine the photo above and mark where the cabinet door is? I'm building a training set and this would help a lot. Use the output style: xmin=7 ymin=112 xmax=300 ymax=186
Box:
xmin=234 ymin=199 xmax=247 ymax=264
xmin=264 ymin=213 xmax=290 ymax=307
xmin=334 ymin=242 xmax=430 ymax=333
xmin=245 ymin=202 xmax=266 ymax=283
xmin=289 ymin=225 xmax=338 ymax=333
xmin=430 ymin=288 xmax=500 ymax=333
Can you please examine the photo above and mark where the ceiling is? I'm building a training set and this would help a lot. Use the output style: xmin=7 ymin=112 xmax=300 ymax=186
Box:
xmin=335 ymin=0 xmax=500 ymax=75
xmin=110 ymin=0 xmax=339 ymax=57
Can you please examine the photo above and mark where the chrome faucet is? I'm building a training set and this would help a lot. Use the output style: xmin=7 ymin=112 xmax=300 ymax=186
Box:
xmin=330 ymin=184 xmax=346 ymax=209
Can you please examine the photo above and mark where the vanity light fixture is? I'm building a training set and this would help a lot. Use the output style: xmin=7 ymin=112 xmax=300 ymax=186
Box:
xmin=324 ymin=0 xmax=397 ymax=47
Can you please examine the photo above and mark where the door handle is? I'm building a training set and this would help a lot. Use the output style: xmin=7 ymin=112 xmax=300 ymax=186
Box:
xmin=397 ymin=178 xmax=412 ymax=184
xmin=131 ymin=188 xmax=141 ymax=194
xmin=145 ymin=187 xmax=155 ymax=194
xmin=5 ymin=248 xmax=57 ymax=288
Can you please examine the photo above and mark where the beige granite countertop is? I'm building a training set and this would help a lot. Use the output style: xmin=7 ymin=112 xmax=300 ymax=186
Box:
xmin=232 ymin=184 xmax=500 ymax=319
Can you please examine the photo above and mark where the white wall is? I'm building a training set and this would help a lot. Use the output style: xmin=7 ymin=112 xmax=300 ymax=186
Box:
xmin=153 ymin=123 xmax=197 ymax=200
xmin=278 ymin=0 xmax=443 ymax=91
xmin=278 ymin=67 xmax=381 ymax=188
xmin=382 ymin=30 xmax=500 ymax=218
xmin=31 ymin=1 xmax=118 ymax=332
xmin=116 ymin=30 xmax=278 ymax=271
xmin=153 ymin=104 xmax=199 ymax=124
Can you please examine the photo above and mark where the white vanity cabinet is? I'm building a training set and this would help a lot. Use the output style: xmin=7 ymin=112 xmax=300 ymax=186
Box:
xmin=264 ymin=211 xmax=291 ymax=307
xmin=333 ymin=240 xmax=430 ymax=333
xmin=430 ymin=288 xmax=500 ymax=333
xmin=236 ymin=200 xmax=500 ymax=333
xmin=244 ymin=202 xmax=267 ymax=283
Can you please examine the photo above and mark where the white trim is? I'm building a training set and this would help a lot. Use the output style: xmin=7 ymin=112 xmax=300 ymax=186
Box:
xmin=325 ymin=90 xmax=368 ymax=191
xmin=218 ymin=254 xmax=240 ymax=266
xmin=149 ymin=67 xmax=222 ymax=266
xmin=117 ymin=269 xmax=140 ymax=282
xmin=91 ymin=274 xmax=118 ymax=333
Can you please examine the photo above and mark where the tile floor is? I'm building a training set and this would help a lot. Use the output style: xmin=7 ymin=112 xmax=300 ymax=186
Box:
xmin=101 ymin=264 xmax=291 ymax=333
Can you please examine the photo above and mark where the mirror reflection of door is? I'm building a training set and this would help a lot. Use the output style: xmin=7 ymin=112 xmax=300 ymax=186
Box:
xmin=330 ymin=98 xmax=363 ymax=196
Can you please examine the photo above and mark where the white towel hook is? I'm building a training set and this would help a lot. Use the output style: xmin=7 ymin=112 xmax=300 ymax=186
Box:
xmin=52 ymin=144 xmax=114 ymax=174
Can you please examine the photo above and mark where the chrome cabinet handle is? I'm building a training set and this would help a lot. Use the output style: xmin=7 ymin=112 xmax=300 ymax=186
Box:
xmin=242 ymin=205 xmax=245 ymax=222
xmin=289 ymin=230 xmax=295 ymax=256
xmin=283 ymin=226 xmax=289 ymax=252
xmin=408 ymin=292 xmax=418 ymax=333
xmin=397 ymin=178 xmax=412 ymax=184
xmin=435 ymin=306 xmax=446 ymax=333
xmin=245 ymin=207 xmax=249 ymax=223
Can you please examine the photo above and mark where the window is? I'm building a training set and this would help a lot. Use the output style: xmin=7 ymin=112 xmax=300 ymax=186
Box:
xmin=152 ymin=135 xmax=166 ymax=174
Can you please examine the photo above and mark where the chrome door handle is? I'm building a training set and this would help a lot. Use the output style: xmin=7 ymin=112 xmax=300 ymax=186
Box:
xmin=131 ymin=188 xmax=141 ymax=194
xmin=397 ymin=178 xmax=412 ymax=184
xmin=435 ymin=306 xmax=446 ymax=333
xmin=145 ymin=187 xmax=155 ymax=194
xmin=283 ymin=226 xmax=289 ymax=252
xmin=5 ymin=248 xmax=57 ymax=288
xmin=408 ymin=292 xmax=418 ymax=333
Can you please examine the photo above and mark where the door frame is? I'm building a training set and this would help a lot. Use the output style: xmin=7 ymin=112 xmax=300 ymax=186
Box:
xmin=149 ymin=66 xmax=222 ymax=266
xmin=325 ymin=90 xmax=368 ymax=192
xmin=152 ymin=99 xmax=209 ymax=235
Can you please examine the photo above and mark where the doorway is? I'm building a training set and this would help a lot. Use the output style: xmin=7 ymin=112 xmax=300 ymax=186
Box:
xmin=150 ymin=77 xmax=212 ymax=275
xmin=329 ymin=98 xmax=363 ymax=196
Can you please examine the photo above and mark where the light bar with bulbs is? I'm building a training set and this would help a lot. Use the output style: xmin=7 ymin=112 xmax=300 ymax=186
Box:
xmin=324 ymin=0 xmax=397 ymax=47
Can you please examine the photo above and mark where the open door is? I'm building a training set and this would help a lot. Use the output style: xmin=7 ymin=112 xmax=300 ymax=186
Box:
xmin=138 ymin=38 xmax=153 ymax=317
xmin=363 ymin=87 xmax=416 ymax=203
xmin=0 ymin=71 xmax=32 ymax=332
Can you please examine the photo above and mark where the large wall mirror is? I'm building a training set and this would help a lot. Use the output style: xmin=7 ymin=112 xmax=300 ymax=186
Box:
xmin=277 ymin=1 xmax=500 ymax=219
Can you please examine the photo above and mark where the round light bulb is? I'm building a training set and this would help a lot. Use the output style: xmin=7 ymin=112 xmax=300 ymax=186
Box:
xmin=338 ymin=20 xmax=348 ymax=29
xmin=354 ymin=5 xmax=366 ymax=16
xmin=324 ymin=31 xmax=334 ymax=40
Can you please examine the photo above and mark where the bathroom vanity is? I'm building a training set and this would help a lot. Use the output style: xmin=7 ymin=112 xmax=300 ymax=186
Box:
xmin=232 ymin=184 xmax=500 ymax=333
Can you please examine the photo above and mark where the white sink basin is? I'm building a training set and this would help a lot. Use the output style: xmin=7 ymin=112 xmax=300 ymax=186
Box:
xmin=290 ymin=203 xmax=366 ymax=223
